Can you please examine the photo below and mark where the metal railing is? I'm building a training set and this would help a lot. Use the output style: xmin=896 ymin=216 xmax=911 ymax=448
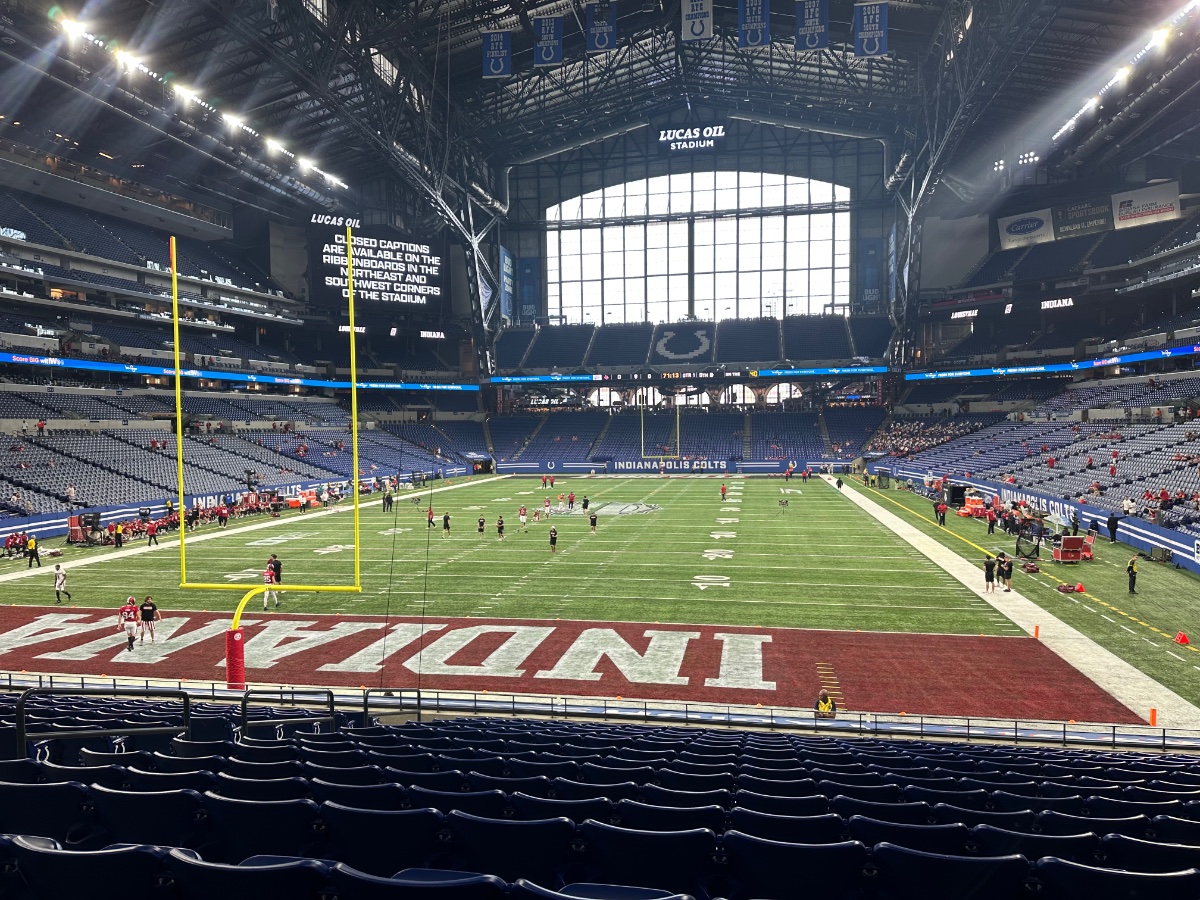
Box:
xmin=15 ymin=687 xmax=193 ymax=750
xmin=239 ymin=688 xmax=336 ymax=734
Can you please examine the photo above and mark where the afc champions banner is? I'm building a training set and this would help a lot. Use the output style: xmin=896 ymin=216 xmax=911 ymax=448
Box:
xmin=533 ymin=16 xmax=564 ymax=67
xmin=586 ymin=1 xmax=618 ymax=54
xmin=853 ymin=1 xmax=888 ymax=58
xmin=518 ymin=259 xmax=540 ymax=323
xmin=738 ymin=0 xmax=770 ymax=48
xmin=682 ymin=0 xmax=713 ymax=42
xmin=795 ymin=0 xmax=828 ymax=51
xmin=481 ymin=31 xmax=512 ymax=78
xmin=858 ymin=238 xmax=883 ymax=310
xmin=499 ymin=246 xmax=515 ymax=322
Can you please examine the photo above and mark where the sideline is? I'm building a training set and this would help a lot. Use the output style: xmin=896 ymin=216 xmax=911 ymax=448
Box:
xmin=825 ymin=475 xmax=1200 ymax=729
xmin=0 ymin=476 xmax=507 ymax=586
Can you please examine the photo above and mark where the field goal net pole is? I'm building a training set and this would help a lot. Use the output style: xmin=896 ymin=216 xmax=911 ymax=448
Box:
xmin=640 ymin=401 xmax=681 ymax=460
xmin=169 ymin=232 xmax=363 ymax=690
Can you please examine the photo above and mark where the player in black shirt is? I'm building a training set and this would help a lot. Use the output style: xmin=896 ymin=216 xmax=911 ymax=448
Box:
xmin=497 ymin=516 xmax=505 ymax=540
xmin=138 ymin=596 xmax=160 ymax=643
xmin=589 ymin=512 xmax=598 ymax=534
xmin=549 ymin=526 xmax=558 ymax=552
xmin=477 ymin=515 xmax=486 ymax=536
xmin=442 ymin=512 xmax=451 ymax=538
xmin=983 ymin=557 xmax=996 ymax=593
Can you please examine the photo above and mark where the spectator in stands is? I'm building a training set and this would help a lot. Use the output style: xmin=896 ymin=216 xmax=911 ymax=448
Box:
xmin=35 ymin=419 xmax=45 ymax=436
xmin=814 ymin=689 xmax=836 ymax=719
xmin=1123 ymin=497 xmax=1137 ymax=514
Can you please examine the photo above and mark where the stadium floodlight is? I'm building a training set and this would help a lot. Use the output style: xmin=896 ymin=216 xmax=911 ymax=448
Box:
xmin=1150 ymin=27 xmax=1170 ymax=47
xmin=296 ymin=156 xmax=314 ymax=171
xmin=223 ymin=114 xmax=243 ymax=130
xmin=993 ymin=159 xmax=1005 ymax=172
xmin=60 ymin=18 xmax=86 ymax=39
xmin=114 ymin=49 xmax=140 ymax=70
xmin=174 ymin=85 xmax=196 ymax=104
xmin=266 ymin=138 xmax=286 ymax=154
xmin=1115 ymin=66 xmax=1131 ymax=81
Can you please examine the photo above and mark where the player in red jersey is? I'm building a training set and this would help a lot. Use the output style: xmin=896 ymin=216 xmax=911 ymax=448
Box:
xmin=519 ymin=505 xmax=527 ymax=530
xmin=117 ymin=597 xmax=139 ymax=652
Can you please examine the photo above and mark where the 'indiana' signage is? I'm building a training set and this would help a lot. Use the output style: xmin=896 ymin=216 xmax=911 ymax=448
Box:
xmin=658 ymin=124 xmax=726 ymax=153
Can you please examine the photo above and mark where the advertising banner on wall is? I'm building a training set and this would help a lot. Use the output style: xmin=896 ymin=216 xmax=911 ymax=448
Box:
xmin=481 ymin=32 xmax=512 ymax=78
xmin=681 ymin=0 xmax=714 ymax=41
xmin=738 ymin=0 xmax=770 ymax=48
xmin=1112 ymin=181 xmax=1181 ymax=230
xmin=1051 ymin=197 xmax=1113 ymax=240
xmin=518 ymin=258 xmax=540 ymax=322
xmin=586 ymin=1 xmax=618 ymax=53
xmin=997 ymin=208 xmax=1055 ymax=250
xmin=532 ymin=16 xmax=564 ymax=66
xmin=795 ymin=0 xmax=829 ymax=51
xmin=853 ymin=1 xmax=887 ymax=58
xmin=499 ymin=246 xmax=515 ymax=322
xmin=308 ymin=220 xmax=446 ymax=310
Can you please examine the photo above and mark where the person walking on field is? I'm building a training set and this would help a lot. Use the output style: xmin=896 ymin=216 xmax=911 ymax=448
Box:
xmin=720 ymin=484 xmax=727 ymax=501
xmin=986 ymin=507 xmax=997 ymax=535
xmin=442 ymin=512 xmax=451 ymax=538
xmin=262 ymin=566 xmax=280 ymax=610
xmin=549 ymin=526 xmax=558 ymax=553
xmin=1107 ymin=512 xmax=1120 ymax=543
xmin=139 ymin=596 xmax=160 ymax=642
xmin=118 ymin=597 xmax=139 ymax=652
xmin=53 ymin=564 xmax=71 ymax=604
xmin=1127 ymin=556 xmax=1138 ymax=594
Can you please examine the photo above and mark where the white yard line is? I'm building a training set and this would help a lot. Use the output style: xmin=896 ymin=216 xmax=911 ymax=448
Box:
xmin=0 ymin=476 xmax=507 ymax=586
xmin=828 ymin=476 xmax=1200 ymax=729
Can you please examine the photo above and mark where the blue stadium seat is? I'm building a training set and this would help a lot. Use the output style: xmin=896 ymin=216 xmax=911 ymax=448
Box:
xmin=818 ymin=781 xmax=904 ymax=802
xmin=656 ymin=770 xmax=735 ymax=792
xmin=446 ymin=811 xmax=576 ymax=884
xmin=171 ymin=738 xmax=236 ymax=758
xmin=872 ymin=843 xmax=1029 ymax=900
xmin=301 ymin=763 xmax=383 ymax=785
xmin=721 ymin=831 xmax=867 ymax=900
xmin=443 ymin=756 xmax=507 ymax=777
xmin=1033 ymin=856 xmax=1200 ymax=900
xmin=614 ymin=800 xmax=726 ymax=834
xmin=668 ymin=760 xmax=735 ymax=776
xmin=1036 ymin=811 xmax=1151 ymax=838
xmin=510 ymin=792 xmax=613 ymax=823
xmin=1085 ymin=795 xmax=1182 ymax=819
xmin=366 ymin=751 xmax=438 ymax=771
xmin=929 ymin=804 xmax=1036 ymax=830
xmin=467 ymin=773 xmax=551 ymax=796
xmin=405 ymin=786 xmax=509 ymax=818
xmin=11 ymin=836 xmax=171 ymax=900
xmin=809 ymin=769 xmax=885 ymax=786
xmin=552 ymin=779 xmax=640 ymax=802
xmin=0 ymin=780 xmax=91 ymax=844
xmin=991 ymin=791 xmax=1084 ymax=814
xmin=127 ymin=767 xmax=218 ymax=793
xmin=200 ymin=794 xmax=324 ymax=863
xmin=735 ymin=774 xmax=818 ymax=796
xmin=213 ymin=772 xmax=311 ymax=801
xmin=511 ymin=879 xmax=692 ymax=900
xmin=0 ymin=759 xmax=48 ymax=783
xmin=40 ymin=761 xmax=131 ymax=790
xmin=78 ymin=749 xmax=155 ymax=769
xmin=846 ymin=817 xmax=971 ymax=854
xmin=167 ymin=850 xmax=331 ymax=900
xmin=383 ymin=768 xmax=467 ymax=791
xmin=309 ymin=780 xmax=409 ymax=810
xmin=969 ymin=824 xmax=1098 ymax=862
xmin=726 ymin=808 xmax=845 ymax=844
xmin=1152 ymin=816 xmax=1200 ymax=844
xmin=507 ymin=759 xmax=580 ymax=779
xmin=330 ymin=864 xmax=508 ymax=900
xmin=829 ymin=797 xmax=929 ymax=824
xmin=902 ymin=786 xmax=990 ymax=809
xmin=581 ymin=763 xmax=656 ymax=784
xmin=1098 ymin=834 xmax=1200 ymax=872
xmin=639 ymin=785 xmax=731 ymax=809
xmin=88 ymin=785 xmax=208 ymax=849
xmin=298 ymin=748 xmax=369 ymax=768
xmin=229 ymin=744 xmax=300 ymax=763
xmin=577 ymin=820 xmax=716 ymax=897
xmin=222 ymin=758 xmax=306 ymax=780
xmin=733 ymin=790 xmax=828 ymax=817
xmin=150 ymin=752 xmax=226 ymax=773
xmin=320 ymin=802 xmax=446 ymax=876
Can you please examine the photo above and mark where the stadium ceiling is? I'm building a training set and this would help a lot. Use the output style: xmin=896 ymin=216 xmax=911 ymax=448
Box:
xmin=0 ymin=0 xmax=1191 ymax=230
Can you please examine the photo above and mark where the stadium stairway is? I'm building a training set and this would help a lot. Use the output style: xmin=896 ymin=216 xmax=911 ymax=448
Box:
xmin=587 ymin=416 xmax=615 ymax=460
xmin=817 ymin=410 xmax=833 ymax=456
xmin=742 ymin=413 xmax=753 ymax=459
xmin=482 ymin=420 xmax=497 ymax=459
xmin=511 ymin=417 xmax=549 ymax=462
xmin=7 ymin=193 xmax=71 ymax=251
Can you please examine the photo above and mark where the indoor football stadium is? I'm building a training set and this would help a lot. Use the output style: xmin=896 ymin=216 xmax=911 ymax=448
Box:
xmin=2 ymin=0 xmax=1200 ymax=896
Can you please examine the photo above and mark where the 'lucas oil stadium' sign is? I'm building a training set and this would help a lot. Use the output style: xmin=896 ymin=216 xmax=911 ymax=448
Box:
xmin=658 ymin=124 xmax=727 ymax=153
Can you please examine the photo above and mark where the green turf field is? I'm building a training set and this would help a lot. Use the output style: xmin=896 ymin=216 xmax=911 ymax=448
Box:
xmin=843 ymin=478 xmax=1200 ymax=707
xmin=0 ymin=475 xmax=1017 ymax=636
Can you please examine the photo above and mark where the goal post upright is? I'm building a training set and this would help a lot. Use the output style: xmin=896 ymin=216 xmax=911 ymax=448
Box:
xmin=168 ymin=231 xmax=364 ymax=687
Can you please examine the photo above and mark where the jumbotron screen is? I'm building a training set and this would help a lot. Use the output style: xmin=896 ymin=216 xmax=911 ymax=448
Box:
xmin=308 ymin=216 xmax=446 ymax=309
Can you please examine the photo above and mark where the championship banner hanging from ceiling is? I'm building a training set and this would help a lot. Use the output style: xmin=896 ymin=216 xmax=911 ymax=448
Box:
xmin=738 ymin=0 xmax=770 ymax=48
xmin=853 ymin=1 xmax=887 ymax=58
xmin=481 ymin=31 xmax=512 ymax=78
xmin=532 ymin=16 xmax=564 ymax=66
xmin=795 ymin=0 xmax=828 ymax=51
xmin=586 ymin=1 xmax=618 ymax=54
xmin=681 ymin=0 xmax=714 ymax=42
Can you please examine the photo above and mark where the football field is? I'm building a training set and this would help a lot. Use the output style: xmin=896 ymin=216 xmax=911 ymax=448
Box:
xmin=0 ymin=475 xmax=1014 ymax=636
